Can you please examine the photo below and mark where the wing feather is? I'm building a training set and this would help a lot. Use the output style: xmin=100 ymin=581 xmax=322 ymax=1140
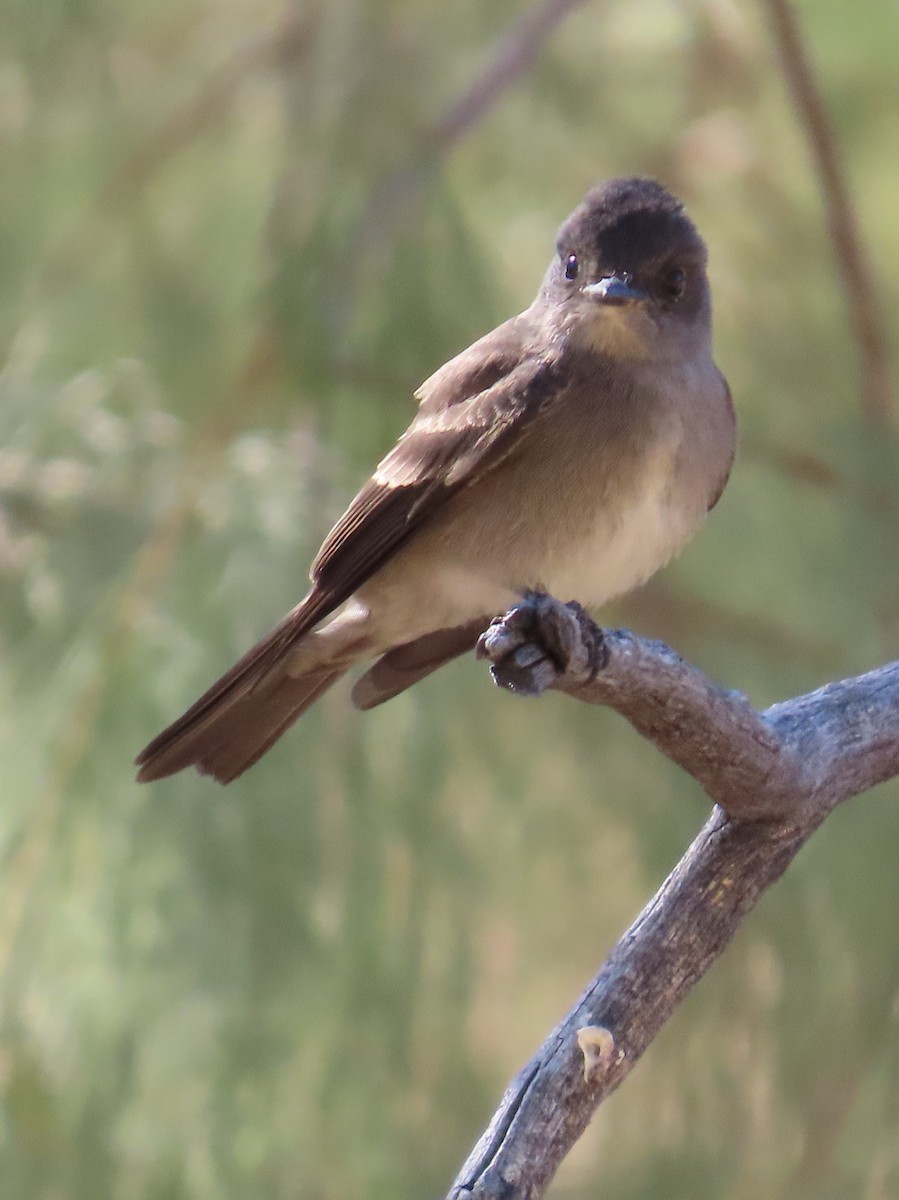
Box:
xmin=310 ymin=324 xmax=561 ymax=608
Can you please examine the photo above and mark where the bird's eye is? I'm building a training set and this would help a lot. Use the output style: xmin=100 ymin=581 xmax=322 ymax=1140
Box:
xmin=666 ymin=267 xmax=686 ymax=299
xmin=564 ymin=253 xmax=579 ymax=281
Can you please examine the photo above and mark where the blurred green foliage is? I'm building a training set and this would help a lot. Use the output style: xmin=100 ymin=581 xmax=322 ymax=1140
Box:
xmin=2 ymin=0 xmax=899 ymax=1196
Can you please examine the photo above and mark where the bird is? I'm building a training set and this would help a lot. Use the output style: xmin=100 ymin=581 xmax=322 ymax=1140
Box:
xmin=136 ymin=177 xmax=735 ymax=784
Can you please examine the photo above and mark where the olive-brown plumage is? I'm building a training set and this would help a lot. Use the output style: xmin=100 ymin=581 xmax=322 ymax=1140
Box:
xmin=136 ymin=178 xmax=735 ymax=783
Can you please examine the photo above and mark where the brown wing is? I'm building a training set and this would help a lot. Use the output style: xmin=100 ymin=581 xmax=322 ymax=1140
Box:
xmin=310 ymin=318 xmax=562 ymax=610
xmin=350 ymin=617 xmax=489 ymax=710
xmin=134 ymin=316 xmax=563 ymax=782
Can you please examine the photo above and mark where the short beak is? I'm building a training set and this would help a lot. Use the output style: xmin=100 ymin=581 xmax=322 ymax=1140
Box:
xmin=582 ymin=274 xmax=647 ymax=306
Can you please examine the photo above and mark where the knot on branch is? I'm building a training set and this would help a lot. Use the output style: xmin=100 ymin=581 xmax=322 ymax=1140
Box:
xmin=576 ymin=1025 xmax=616 ymax=1083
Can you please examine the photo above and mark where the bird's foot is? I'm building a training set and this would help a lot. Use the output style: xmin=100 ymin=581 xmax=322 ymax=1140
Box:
xmin=476 ymin=591 xmax=607 ymax=697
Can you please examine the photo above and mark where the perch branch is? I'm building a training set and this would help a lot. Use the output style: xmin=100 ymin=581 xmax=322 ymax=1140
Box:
xmin=444 ymin=593 xmax=899 ymax=1199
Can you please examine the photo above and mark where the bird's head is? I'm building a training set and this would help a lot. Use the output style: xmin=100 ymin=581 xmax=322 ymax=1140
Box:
xmin=545 ymin=178 xmax=711 ymax=360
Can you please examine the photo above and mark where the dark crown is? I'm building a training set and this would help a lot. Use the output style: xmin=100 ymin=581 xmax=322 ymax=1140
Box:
xmin=557 ymin=178 xmax=705 ymax=268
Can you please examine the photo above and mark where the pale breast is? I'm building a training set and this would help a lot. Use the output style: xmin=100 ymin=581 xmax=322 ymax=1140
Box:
xmin=359 ymin=351 xmax=734 ymax=640
xmin=538 ymin=442 xmax=706 ymax=605
xmin=518 ymin=354 xmax=734 ymax=606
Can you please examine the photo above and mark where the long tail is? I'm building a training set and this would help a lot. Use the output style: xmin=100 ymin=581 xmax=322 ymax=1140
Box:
xmin=136 ymin=609 xmax=491 ymax=783
xmin=135 ymin=602 xmax=367 ymax=784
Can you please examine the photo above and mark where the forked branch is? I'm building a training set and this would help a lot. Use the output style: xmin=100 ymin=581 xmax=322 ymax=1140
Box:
xmin=444 ymin=593 xmax=899 ymax=1199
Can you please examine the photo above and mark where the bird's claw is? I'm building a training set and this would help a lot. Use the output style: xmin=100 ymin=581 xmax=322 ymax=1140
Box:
xmin=476 ymin=592 xmax=606 ymax=697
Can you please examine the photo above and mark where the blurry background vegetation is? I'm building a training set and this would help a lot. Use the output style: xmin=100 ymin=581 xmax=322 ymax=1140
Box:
xmin=2 ymin=0 xmax=899 ymax=1196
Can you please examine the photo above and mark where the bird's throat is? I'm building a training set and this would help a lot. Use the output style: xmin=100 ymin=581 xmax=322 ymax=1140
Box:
xmin=576 ymin=305 xmax=656 ymax=361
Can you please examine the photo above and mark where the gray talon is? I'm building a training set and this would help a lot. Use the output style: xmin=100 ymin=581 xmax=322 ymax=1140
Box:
xmin=480 ymin=593 xmax=581 ymax=697
xmin=479 ymin=592 xmax=608 ymax=695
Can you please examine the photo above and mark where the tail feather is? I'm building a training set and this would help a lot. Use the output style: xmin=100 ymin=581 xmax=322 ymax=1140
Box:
xmin=136 ymin=666 xmax=347 ymax=784
xmin=135 ymin=594 xmax=364 ymax=784
xmin=351 ymin=617 xmax=487 ymax=710
xmin=137 ymin=603 xmax=491 ymax=782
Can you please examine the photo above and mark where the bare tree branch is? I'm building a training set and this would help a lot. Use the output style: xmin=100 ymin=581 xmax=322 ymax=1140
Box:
xmin=620 ymin=580 xmax=841 ymax=672
xmin=760 ymin=0 xmax=893 ymax=426
xmin=358 ymin=0 xmax=591 ymax=257
xmin=444 ymin=593 xmax=899 ymax=1199
xmin=427 ymin=0 xmax=591 ymax=155
xmin=99 ymin=10 xmax=317 ymax=213
xmin=742 ymin=432 xmax=899 ymax=522
xmin=42 ymin=8 xmax=317 ymax=290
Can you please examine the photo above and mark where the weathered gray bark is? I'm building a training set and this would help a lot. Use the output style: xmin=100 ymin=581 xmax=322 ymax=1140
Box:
xmin=445 ymin=593 xmax=899 ymax=1199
